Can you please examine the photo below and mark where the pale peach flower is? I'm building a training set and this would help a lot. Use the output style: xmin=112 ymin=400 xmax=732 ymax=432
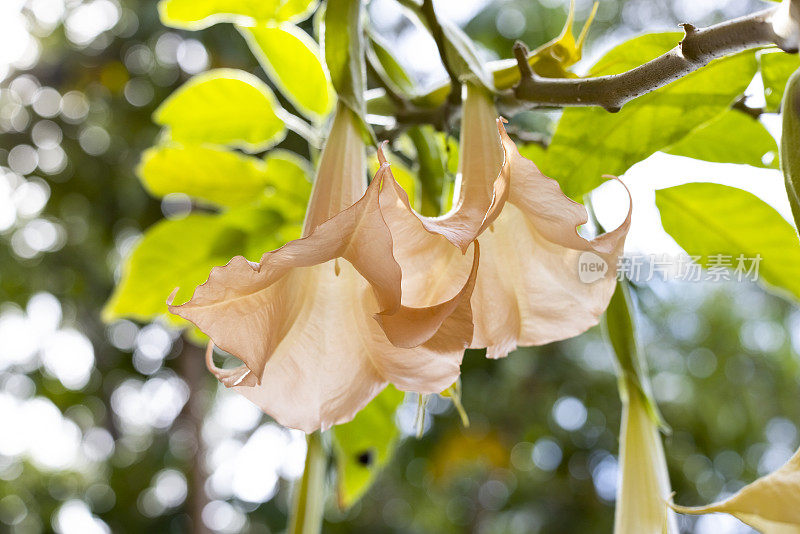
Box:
xmin=169 ymin=104 xmax=478 ymax=432
xmin=379 ymin=82 xmax=631 ymax=358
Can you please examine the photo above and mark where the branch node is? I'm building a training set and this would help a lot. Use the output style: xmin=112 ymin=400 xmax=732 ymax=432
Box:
xmin=513 ymin=41 xmax=534 ymax=80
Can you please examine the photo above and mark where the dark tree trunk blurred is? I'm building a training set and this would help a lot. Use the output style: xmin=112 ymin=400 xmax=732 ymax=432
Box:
xmin=178 ymin=338 xmax=212 ymax=534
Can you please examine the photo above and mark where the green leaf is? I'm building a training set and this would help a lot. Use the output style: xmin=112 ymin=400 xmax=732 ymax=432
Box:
xmin=262 ymin=149 xmax=313 ymax=204
xmin=103 ymin=212 xmax=282 ymax=323
xmin=367 ymin=31 xmax=415 ymax=95
xmin=542 ymin=33 xmax=757 ymax=199
xmin=138 ymin=145 xmax=311 ymax=211
xmin=276 ymin=0 xmax=319 ymax=23
xmin=159 ymin=0 xmax=280 ymax=29
xmin=781 ymin=67 xmax=800 ymax=234
xmin=665 ymin=110 xmax=778 ymax=168
xmin=332 ymin=386 xmax=404 ymax=509
xmin=154 ymin=69 xmax=286 ymax=152
xmin=439 ymin=20 xmax=493 ymax=90
xmin=138 ymin=145 xmax=271 ymax=208
xmin=241 ymin=24 xmax=333 ymax=119
xmin=158 ymin=0 xmax=317 ymax=29
xmin=656 ymin=182 xmax=800 ymax=302
xmin=760 ymin=49 xmax=800 ymax=112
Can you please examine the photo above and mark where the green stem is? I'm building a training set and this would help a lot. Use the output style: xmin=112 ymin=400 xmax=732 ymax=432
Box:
xmin=288 ymin=432 xmax=327 ymax=534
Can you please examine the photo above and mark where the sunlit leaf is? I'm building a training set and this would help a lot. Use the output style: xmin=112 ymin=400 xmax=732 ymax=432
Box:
xmin=103 ymin=213 xmax=282 ymax=323
xmin=656 ymin=183 xmax=800 ymax=302
xmin=138 ymin=145 xmax=271 ymax=208
xmin=542 ymin=34 xmax=757 ymax=199
xmin=761 ymin=49 xmax=800 ymax=112
xmin=158 ymin=0 xmax=317 ymax=29
xmin=241 ymin=24 xmax=333 ymax=120
xmin=276 ymin=0 xmax=319 ymax=23
xmin=781 ymin=67 xmax=800 ymax=235
xmin=440 ymin=20 xmax=493 ymax=89
xmin=138 ymin=145 xmax=310 ymax=211
xmin=368 ymin=31 xmax=415 ymax=95
xmin=159 ymin=0 xmax=280 ymax=29
xmin=665 ymin=110 xmax=778 ymax=168
xmin=154 ymin=69 xmax=286 ymax=152
xmin=332 ymin=386 xmax=404 ymax=509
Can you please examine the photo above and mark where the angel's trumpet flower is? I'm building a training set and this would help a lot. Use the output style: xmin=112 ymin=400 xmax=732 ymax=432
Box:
xmin=169 ymin=104 xmax=478 ymax=432
xmin=379 ymin=82 xmax=631 ymax=358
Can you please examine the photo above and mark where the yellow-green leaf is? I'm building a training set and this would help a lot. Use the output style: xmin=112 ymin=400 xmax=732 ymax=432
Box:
xmin=138 ymin=144 xmax=312 ymax=212
xmin=138 ymin=145 xmax=273 ymax=208
xmin=665 ymin=110 xmax=779 ymax=168
xmin=241 ymin=24 xmax=333 ymax=119
xmin=157 ymin=0 xmax=317 ymax=29
xmin=332 ymin=386 xmax=404 ymax=509
xmin=262 ymin=149 xmax=313 ymax=204
xmin=542 ymin=34 xmax=757 ymax=199
xmin=104 ymin=213 xmax=280 ymax=323
xmin=761 ymin=49 xmax=800 ymax=112
xmin=656 ymin=182 xmax=800 ymax=302
xmin=154 ymin=69 xmax=286 ymax=152
xmin=276 ymin=0 xmax=319 ymax=23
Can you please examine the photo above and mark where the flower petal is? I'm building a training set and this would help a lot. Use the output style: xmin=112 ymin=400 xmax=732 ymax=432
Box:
xmin=170 ymin=163 xmax=470 ymax=431
xmin=376 ymin=241 xmax=480 ymax=351
xmin=302 ymin=104 xmax=367 ymax=234
xmin=199 ymin=257 xmax=461 ymax=432
xmin=466 ymin=123 xmax=631 ymax=358
xmin=169 ymin=165 xmax=401 ymax=384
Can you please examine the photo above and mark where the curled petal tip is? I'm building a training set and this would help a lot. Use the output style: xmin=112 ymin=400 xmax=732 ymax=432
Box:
xmin=496 ymin=117 xmax=509 ymax=136
xmin=377 ymin=142 xmax=389 ymax=165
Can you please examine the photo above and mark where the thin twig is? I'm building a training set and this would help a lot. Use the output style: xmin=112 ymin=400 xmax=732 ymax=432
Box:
xmin=732 ymin=95 xmax=766 ymax=119
xmin=419 ymin=0 xmax=462 ymax=107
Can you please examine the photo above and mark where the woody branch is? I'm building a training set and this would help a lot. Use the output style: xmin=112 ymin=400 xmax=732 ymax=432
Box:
xmin=511 ymin=7 xmax=792 ymax=112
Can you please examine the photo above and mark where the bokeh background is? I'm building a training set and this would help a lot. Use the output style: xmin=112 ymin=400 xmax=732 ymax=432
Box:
xmin=1 ymin=0 xmax=797 ymax=533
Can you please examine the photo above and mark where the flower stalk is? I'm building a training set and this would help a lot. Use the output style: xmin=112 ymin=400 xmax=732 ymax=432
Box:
xmin=289 ymin=432 xmax=327 ymax=534
xmin=604 ymin=282 xmax=677 ymax=534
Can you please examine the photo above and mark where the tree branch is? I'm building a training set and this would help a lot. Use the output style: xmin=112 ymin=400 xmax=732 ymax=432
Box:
xmin=512 ymin=7 xmax=791 ymax=112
